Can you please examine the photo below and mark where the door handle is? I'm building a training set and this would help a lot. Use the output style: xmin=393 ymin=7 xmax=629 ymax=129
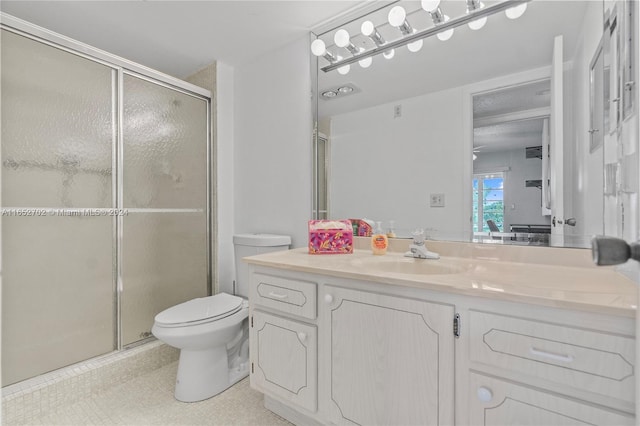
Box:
xmin=552 ymin=217 xmax=576 ymax=227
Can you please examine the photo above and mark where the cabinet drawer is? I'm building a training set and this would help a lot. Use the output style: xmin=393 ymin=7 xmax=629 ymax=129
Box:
xmin=469 ymin=372 xmax=634 ymax=426
xmin=469 ymin=310 xmax=635 ymax=405
xmin=250 ymin=273 xmax=317 ymax=319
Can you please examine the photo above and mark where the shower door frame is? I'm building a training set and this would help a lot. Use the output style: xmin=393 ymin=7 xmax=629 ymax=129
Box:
xmin=1 ymin=13 xmax=213 ymax=352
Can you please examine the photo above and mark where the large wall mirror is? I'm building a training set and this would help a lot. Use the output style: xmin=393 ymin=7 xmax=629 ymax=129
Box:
xmin=312 ymin=0 xmax=638 ymax=249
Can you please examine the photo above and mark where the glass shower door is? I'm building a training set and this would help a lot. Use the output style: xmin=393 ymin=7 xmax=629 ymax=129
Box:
xmin=1 ymin=30 xmax=116 ymax=386
xmin=120 ymin=74 xmax=209 ymax=346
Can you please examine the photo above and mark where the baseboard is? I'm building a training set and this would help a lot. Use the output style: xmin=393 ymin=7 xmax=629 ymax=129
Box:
xmin=263 ymin=395 xmax=323 ymax=426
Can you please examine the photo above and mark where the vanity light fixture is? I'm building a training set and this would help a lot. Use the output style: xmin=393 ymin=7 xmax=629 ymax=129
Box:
xmin=407 ymin=32 xmax=424 ymax=53
xmin=421 ymin=0 xmax=454 ymax=41
xmin=389 ymin=6 xmax=423 ymax=52
xmin=336 ymin=55 xmax=351 ymax=75
xmin=334 ymin=29 xmax=359 ymax=56
xmin=322 ymin=90 xmax=338 ymax=98
xmin=310 ymin=39 xmax=336 ymax=63
xmin=505 ymin=2 xmax=527 ymax=19
xmin=466 ymin=0 xmax=488 ymax=30
xmin=358 ymin=55 xmax=373 ymax=68
xmin=315 ymin=0 xmax=531 ymax=73
xmin=388 ymin=6 xmax=413 ymax=36
xmin=361 ymin=20 xmax=385 ymax=46
xmin=362 ymin=20 xmax=395 ymax=60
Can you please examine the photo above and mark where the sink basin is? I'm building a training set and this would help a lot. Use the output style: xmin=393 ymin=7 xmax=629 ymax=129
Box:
xmin=358 ymin=257 xmax=466 ymax=275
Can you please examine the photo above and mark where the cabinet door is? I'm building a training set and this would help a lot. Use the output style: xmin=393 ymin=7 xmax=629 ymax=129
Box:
xmin=322 ymin=285 xmax=455 ymax=426
xmin=469 ymin=373 xmax=634 ymax=426
xmin=250 ymin=310 xmax=317 ymax=413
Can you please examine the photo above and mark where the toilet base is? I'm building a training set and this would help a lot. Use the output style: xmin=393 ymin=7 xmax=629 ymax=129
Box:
xmin=174 ymin=346 xmax=248 ymax=402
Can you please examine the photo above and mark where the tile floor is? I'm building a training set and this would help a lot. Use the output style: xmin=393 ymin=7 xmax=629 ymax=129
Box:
xmin=19 ymin=361 xmax=292 ymax=426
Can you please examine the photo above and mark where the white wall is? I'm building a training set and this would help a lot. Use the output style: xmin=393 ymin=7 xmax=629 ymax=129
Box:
xmin=216 ymin=62 xmax=235 ymax=295
xmin=571 ymin=1 xmax=604 ymax=239
xmin=233 ymin=36 xmax=313 ymax=249
xmin=329 ymin=87 xmax=467 ymax=239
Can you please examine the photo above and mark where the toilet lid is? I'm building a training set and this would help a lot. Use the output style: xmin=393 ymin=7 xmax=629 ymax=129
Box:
xmin=154 ymin=293 xmax=243 ymax=326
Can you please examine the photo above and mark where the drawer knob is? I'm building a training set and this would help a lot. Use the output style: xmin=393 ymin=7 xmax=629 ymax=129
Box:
xmin=477 ymin=386 xmax=493 ymax=403
xmin=298 ymin=332 xmax=307 ymax=342
xmin=324 ymin=294 xmax=334 ymax=304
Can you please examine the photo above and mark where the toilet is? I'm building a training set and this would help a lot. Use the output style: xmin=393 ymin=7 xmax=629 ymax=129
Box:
xmin=152 ymin=233 xmax=291 ymax=402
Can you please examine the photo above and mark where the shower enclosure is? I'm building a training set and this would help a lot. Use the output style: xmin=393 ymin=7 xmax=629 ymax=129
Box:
xmin=1 ymin=17 xmax=212 ymax=386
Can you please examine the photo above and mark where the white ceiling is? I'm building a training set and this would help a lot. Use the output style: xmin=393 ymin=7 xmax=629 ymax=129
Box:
xmin=1 ymin=0 xmax=365 ymax=78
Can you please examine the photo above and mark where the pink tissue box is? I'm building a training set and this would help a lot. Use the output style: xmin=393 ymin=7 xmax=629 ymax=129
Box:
xmin=308 ymin=220 xmax=353 ymax=254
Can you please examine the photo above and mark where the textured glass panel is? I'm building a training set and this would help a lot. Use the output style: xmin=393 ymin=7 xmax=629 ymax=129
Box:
xmin=121 ymin=213 xmax=207 ymax=346
xmin=1 ymin=30 xmax=114 ymax=208
xmin=123 ymin=75 xmax=208 ymax=209
xmin=1 ymin=216 xmax=114 ymax=386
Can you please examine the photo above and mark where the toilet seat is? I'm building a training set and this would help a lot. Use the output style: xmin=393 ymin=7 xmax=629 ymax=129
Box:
xmin=154 ymin=293 xmax=244 ymax=328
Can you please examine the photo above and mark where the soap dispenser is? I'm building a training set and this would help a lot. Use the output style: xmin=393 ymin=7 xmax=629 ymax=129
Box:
xmin=387 ymin=220 xmax=397 ymax=238
xmin=371 ymin=221 xmax=389 ymax=255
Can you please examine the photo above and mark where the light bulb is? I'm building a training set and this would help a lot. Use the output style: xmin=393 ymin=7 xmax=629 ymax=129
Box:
xmin=383 ymin=49 xmax=395 ymax=60
xmin=361 ymin=21 xmax=374 ymax=37
xmin=468 ymin=16 xmax=487 ymax=30
xmin=388 ymin=6 xmax=407 ymax=27
xmin=310 ymin=39 xmax=326 ymax=56
xmin=407 ymin=39 xmax=423 ymax=53
xmin=336 ymin=55 xmax=350 ymax=75
xmin=357 ymin=47 xmax=372 ymax=68
xmin=436 ymin=15 xmax=454 ymax=41
xmin=337 ymin=64 xmax=351 ymax=75
xmin=505 ymin=3 xmax=527 ymax=19
xmin=421 ymin=0 xmax=441 ymax=13
xmin=334 ymin=29 xmax=350 ymax=48
xmin=359 ymin=56 xmax=372 ymax=68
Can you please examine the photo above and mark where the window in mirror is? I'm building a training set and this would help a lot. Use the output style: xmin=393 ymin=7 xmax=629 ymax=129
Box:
xmin=473 ymin=173 xmax=505 ymax=232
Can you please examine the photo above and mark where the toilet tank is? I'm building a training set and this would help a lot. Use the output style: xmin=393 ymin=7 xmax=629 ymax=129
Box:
xmin=233 ymin=233 xmax=291 ymax=298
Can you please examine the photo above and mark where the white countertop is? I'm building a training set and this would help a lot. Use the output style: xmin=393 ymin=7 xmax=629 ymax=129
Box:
xmin=244 ymin=247 xmax=638 ymax=318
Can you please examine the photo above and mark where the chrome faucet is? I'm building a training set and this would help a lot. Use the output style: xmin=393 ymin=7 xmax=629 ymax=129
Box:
xmin=404 ymin=229 xmax=439 ymax=259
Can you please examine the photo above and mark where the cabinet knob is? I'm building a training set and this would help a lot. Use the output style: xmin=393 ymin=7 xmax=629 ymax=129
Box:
xmin=324 ymin=294 xmax=334 ymax=304
xmin=297 ymin=332 xmax=307 ymax=342
xmin=477 ymin=386 xmax=493 ymax=403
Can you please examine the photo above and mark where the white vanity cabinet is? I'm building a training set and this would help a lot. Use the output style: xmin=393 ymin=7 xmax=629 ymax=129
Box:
xmin=468 ymin=373 xmax=635 ymax=425
xmin=249 ymin=273 xmax=318 ymax=413
xmin=321 ymin=285 xmax=455 ymax=426
xmin=465 ymin=307 xmax=635 ymax=425
xmin=246 ymin=256 xmax=636 ymax=426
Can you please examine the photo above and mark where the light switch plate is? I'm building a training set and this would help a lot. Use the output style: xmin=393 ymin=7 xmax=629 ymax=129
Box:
xmin=430 ymin=193 xmax=445 ymax=207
